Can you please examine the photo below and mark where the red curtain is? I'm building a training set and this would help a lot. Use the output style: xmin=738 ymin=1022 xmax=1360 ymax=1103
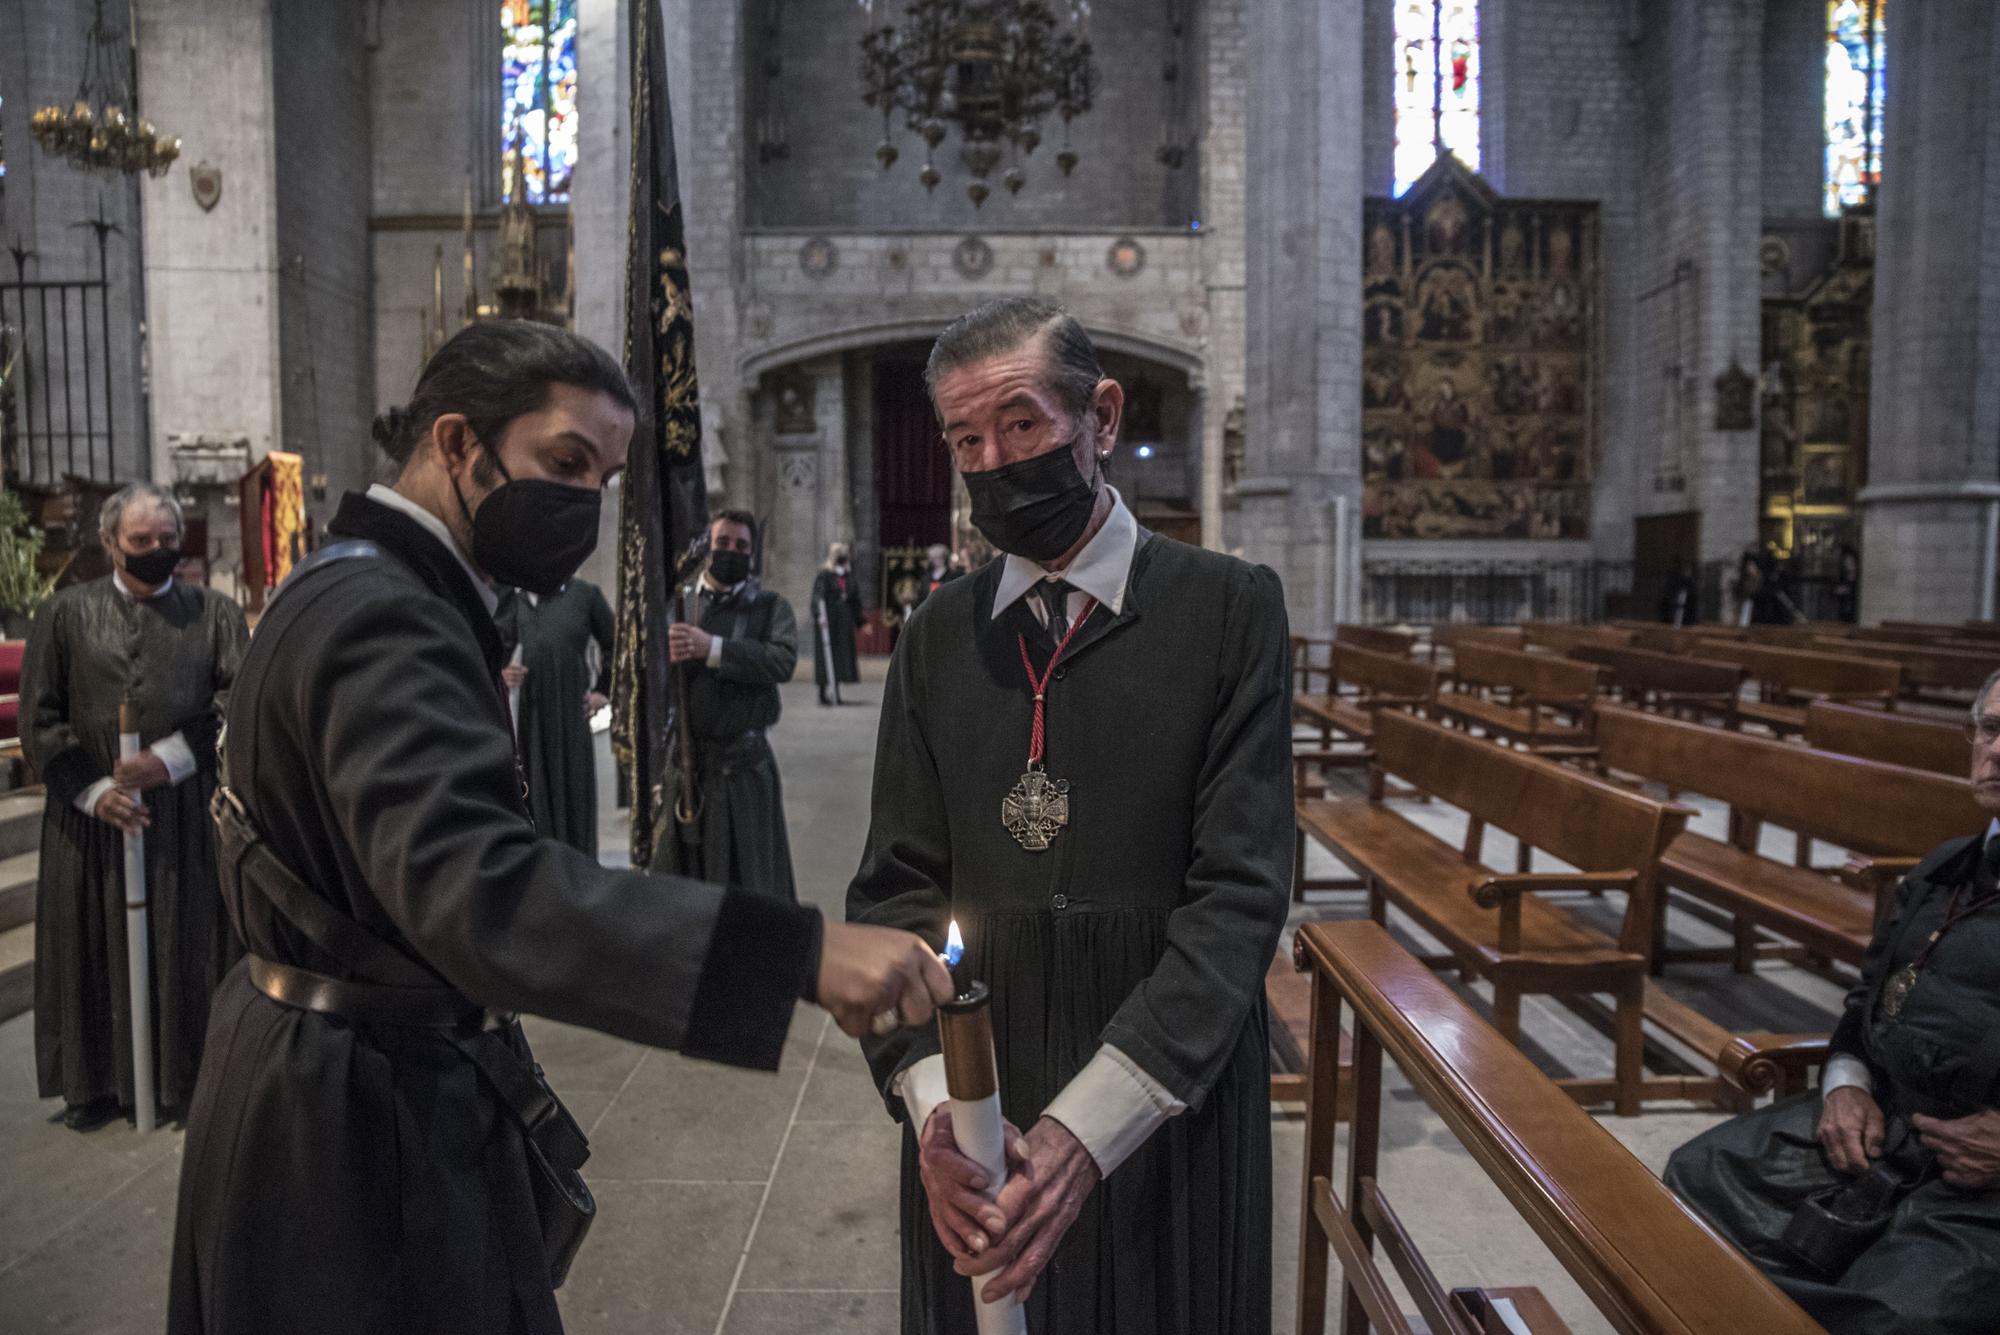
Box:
xmin=875 ymin=358 xmax=952 ymax=548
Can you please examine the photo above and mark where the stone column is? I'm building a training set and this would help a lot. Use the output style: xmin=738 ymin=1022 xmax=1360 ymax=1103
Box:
xmin=1858 ymin=0 xmax=2000 ymax=623
xmin=1197 ymin=0 xmax=1248 ymax=551
xmin=137 ymin=0 xmax=285 ymax=481
xmin=1239 ymin=0 xmax=1364 ymax=635
xmin=574 ymin=0 xmax=632 ymax=594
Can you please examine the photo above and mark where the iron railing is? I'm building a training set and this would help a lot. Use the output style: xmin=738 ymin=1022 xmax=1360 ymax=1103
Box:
xmin=0 ymin=229 xmax=124 ymax=487
xmin=1362 ymin=560 xmax=1635 ymax=625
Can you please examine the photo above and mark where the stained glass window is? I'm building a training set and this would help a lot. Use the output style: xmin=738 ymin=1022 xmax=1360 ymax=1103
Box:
xmin=502 ymin=0 xmax=578 ymax=204
xmin=1394 ymin=0 xmax=1481 ymax=196
xmin=1824 ymin=0 xmax=1884 ymax=217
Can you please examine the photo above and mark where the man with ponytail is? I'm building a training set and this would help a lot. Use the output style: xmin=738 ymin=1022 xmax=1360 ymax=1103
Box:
xmin=167 ymin=320 xmax=951 ymax=1335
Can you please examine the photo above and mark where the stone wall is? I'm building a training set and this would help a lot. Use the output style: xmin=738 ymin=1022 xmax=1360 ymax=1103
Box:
xmin=743 ymin=0 xmax=1197 ymax=231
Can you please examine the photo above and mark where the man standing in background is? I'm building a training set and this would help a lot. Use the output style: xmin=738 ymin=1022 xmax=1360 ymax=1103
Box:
xmin=497 ymin=578 xmax=616 ymax=857
xmin=660 ymin=510 xmax=801 ymax=900
xmin=811 ymin=541 xmax=863 ymax=706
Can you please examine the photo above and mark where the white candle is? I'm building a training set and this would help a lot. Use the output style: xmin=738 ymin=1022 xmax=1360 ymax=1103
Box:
xmin=938 ymin=981 xmax=1027 ymax=1335
xmin=119 ymin=701 xmax=156 ymax=1134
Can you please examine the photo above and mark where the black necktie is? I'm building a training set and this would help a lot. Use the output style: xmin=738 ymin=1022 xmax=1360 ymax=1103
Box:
xmin=1036 ymin=579 xmax=1073 ymax=647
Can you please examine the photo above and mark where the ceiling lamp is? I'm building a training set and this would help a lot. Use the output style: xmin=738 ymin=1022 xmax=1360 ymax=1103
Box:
xmin=859 ymin=0 xmax=1096 ymax=208
xmin=30 ymin=0 xmax=181 ymax=179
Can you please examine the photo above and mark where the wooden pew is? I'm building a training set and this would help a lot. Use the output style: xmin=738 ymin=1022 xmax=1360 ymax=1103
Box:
xmin=1436 ymin=640 xmax=1601 ymax=757
xmin=1292 ymin=645 xmax=1441 ymax=800
xmin=1622 ymin=622 xmax=1745 ymax=655
xmin=1571 ymin=645 xmax=1745 ymax=724
xmin=1690 ymin=639 xmax=1899 ymax=735
xmin=1337 ymin=622 xmax=1418 ymax=657
xmin=1809 ymin=636 xmax=1997 ymax=701
xmin=1521 ymin=622 xmax=1634 ymax=655
xmin=1424 ymin=622 xmax=1524 ymax=664
xmin=1592 ymin=703 xmax=1983 ymax=972
xmin=1296 ymin=710 xmax=1688 ymax=1115
xmin=1292 ymin=919 xmax=1826 ymax=1335
xmin=1806 ymin=698 xmax=1969 ymax=777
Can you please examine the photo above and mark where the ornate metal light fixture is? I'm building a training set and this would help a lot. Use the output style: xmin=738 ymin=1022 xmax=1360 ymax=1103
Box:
xmin=30 ymin=0 xmax=181 ymax=179
xmin=858 ymin=0 xmax=1096 ymax=208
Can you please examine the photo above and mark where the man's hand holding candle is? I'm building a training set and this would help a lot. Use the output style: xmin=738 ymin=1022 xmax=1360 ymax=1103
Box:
xmin=948 ymin=1115 xmax=1101 ymax=1303
xmin=817 ymin=922 xmax=956 ymax=1038
xmin=918 ymin=1107 xmax=1019 ymax=1261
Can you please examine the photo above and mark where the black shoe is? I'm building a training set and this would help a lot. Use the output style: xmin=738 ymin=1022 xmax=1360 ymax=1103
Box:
xmin=819 ymin=692 xmax=832 ymax=706
xmin=54 ymin=1096 xmax=121 ymax=1132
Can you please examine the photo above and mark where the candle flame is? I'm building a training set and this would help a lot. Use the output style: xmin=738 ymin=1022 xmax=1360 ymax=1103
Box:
xmin=944 ymin=918 xmax=965 ymax=968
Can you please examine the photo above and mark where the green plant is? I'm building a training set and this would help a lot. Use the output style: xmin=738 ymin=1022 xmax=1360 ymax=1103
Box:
xmin=0 ymin=490 xmax=52 ymax=620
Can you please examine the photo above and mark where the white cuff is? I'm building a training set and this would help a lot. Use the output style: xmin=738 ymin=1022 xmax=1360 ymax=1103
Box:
xmin=1822 ymin=1053 xmax=1873 ymax=1097
xmin=707 ymin=634 xmax=726 ymax=669
xmin=1042 ymin=1044 xmax=1186 ymax=1180
xmin=153 ymin=731 xmax=199 ymax=785
xmin=894 ymin=1054 xmax=951 ymax=1133
xmin=75 ymin=776 xmax=117 ymax=817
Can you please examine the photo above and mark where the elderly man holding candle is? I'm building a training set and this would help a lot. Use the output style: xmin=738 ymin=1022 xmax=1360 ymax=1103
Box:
xmin=847 ymin=296 xmax=1294 ymax=1335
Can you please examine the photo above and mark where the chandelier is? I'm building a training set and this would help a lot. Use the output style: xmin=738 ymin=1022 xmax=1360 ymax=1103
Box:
xmin=858 ymin=0 xmax=1097 ymax=208
xmin=30 ymin=0 xmax=181 ymax=179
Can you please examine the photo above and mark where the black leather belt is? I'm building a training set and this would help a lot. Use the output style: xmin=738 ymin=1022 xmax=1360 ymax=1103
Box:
xmin=248 ymin=955 xmax=507 ymax=1030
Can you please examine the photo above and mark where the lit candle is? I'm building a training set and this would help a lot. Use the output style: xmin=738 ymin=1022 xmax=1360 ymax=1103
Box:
xmin=869 ymin=916 xmax=966 ymax=1037
xmin=937 ymin=975 xmax=1027 ymax=1335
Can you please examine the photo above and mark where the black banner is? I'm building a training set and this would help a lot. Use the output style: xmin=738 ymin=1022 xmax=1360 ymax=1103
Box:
xmin=613 ymin=0 xmax=708 ymax=870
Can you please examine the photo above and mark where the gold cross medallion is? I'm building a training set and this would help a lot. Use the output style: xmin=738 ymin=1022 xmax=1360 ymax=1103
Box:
xmin=1881 ymin=963 xmax=1919 ymax=1020
xmin=1002 ymin=769 xmax=1070 ymax=852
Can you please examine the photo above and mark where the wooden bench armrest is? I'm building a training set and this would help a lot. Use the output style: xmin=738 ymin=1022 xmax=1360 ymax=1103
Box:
xmin=1357 ymin=691 xmax=1429 ymax=711
xmin=1468 ymin=870 xmax=1636 ymax=909
xmin=1718 ymin=1033 xmax=1832 ymax=1098
xmin=1471 ymin=870 xmax=1637 ymax=955
xmin=1837 ymin=854 xmax=1919 ymax=925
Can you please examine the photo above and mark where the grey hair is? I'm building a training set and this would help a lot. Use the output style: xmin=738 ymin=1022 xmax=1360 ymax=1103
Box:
xmin=99 ymin=482 xmax=184 ymax=540
xmin=923 ymin=296 xmax=1104 ymax=422
xmin=1974 ymin=669 xmax=2000 ymax=723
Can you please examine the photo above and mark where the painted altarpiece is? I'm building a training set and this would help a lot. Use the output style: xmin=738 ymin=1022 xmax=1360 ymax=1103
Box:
xmin=1362 ymin=158 xmax=1599 ymax=541
xmin=1757 ymin=208 xmax=1872 ymax=574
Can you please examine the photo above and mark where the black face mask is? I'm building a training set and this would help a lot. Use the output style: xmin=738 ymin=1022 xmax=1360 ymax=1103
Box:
xmin=709 ymin=549 xmax=752 ymax=587
xmin=454 ymin=446 xmax=601 ymax=597
xmin=962 ymin=437 xmax=1098 ymax=562
xmin=123 ymin=545 xmax=181 ymax=586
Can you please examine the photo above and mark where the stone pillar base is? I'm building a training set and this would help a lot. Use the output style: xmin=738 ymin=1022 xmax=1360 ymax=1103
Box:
xmin=1858 ymin=483 xmax=2000 ymax=625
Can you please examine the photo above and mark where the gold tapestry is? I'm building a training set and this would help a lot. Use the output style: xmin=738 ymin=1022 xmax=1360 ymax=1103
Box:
xmin=1361 ymin=158 xmax=1598 ymax=541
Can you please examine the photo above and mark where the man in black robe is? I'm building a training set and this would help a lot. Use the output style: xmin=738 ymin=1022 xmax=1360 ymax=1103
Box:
xmin=847 ymin=297 xmax=1292 ymax=1335
xmin=1665 ymin=669 xmax=2000 ymax=1333
xmin=810 ymin=542 xmax=863 ymax=705
xmin=912 ymin=542 xmax=959 ymax=618
xmin=497 ymin=578 xmax=615 ymax=856
xmin=657 ymin=509 xmax=800 ymax=900
xmin=167 ymin=320 xmax=952 ymax=1335
xmin=23 ymin=482 xmax=247 ymax=1130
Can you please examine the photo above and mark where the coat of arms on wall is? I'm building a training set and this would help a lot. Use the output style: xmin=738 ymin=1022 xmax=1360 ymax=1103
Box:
xmin=190 ymin=162 xmax=223 ymax=212
xmin=1361 ymin=158 xmax=1598 ymax=541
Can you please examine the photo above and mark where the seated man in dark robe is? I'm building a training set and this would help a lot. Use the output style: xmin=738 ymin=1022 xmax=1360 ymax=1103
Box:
xmin=1666 ymin=667 xmax=2000 ymax=1334
xmin=848 ymin=297 xmax=1292 ymax=1334
xmin=23 ymin=482 xmax=248 ymax=1129
xmin=657 ymin=510 xmax=800 ymax=900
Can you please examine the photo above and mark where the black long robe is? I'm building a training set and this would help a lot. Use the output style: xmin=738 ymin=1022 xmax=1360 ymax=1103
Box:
xmin=498 ymin=580 xmax=614 ymax=857
xmin=655 ymin=580 xmax=799 ymax=900
xmin=810 ymin=566 xmax=863 ymax=691
xmin=167 ymin=492 xmax=822 ymax=1335
xmin=847 ymin=534 xmax=1293 ymax=1335
xmin=1667 ymin=834 xmax=2000 ymax=1334
xmin=22 ymin=576 xmax=247 ymax=1117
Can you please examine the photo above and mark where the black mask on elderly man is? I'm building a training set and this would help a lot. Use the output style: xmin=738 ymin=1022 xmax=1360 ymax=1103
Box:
xmin=962 ymin=432 xmax=1099 ymax=563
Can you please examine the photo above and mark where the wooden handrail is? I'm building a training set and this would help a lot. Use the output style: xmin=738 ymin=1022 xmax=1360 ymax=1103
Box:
xmin=1293 ymin=919 xmax=1823 ymax=1335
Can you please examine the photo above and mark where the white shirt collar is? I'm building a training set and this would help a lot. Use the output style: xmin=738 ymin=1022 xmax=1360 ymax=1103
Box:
xmin=110 ymin=568 xmax=172 ymax=600
xmin=365 ymin=483 xmax=499 ymax=616
xmin=992 ymin=485 xmax=1138 ymax=620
